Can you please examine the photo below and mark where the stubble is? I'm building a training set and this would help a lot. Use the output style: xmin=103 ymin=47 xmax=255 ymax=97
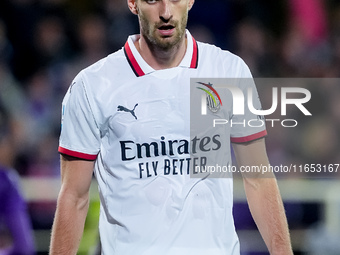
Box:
xmin=138 ymin=9 xmax=188 ymax=51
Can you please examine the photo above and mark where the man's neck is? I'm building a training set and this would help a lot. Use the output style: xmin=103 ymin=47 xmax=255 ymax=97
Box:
xmin=134 ymin=34 xmax=187 ymax=70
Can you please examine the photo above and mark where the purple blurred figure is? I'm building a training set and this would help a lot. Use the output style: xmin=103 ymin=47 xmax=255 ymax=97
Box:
xmin=0 ymin=102 xmax=35 ymax=255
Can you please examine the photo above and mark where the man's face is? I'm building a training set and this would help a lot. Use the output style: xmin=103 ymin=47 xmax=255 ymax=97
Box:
xmin=133 ymin=0 xmax=193 ymax=50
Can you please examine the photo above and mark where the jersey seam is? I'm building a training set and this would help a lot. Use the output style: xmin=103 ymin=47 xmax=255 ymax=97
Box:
xmin=80 ymin=73 xmax=100 ymax=130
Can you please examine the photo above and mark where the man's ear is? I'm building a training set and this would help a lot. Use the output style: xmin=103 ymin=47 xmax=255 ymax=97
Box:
xmin=188 ymin=0 xmax=195 ymax=11
xmin=127 ymin=0 xmax=138 ymax=15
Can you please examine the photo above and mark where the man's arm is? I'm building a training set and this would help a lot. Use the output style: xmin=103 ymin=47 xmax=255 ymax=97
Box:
xmin=50 ymin=154 xmax=95 ymax=255
xmin=232 ymin=138 xmax=293 ymax=255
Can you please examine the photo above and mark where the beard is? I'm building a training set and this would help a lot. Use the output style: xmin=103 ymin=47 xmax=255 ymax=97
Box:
xmin=138 ymin=12 xmax=188 ymax=51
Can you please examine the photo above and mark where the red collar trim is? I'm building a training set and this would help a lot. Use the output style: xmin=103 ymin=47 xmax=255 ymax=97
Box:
xmin=124 ymin=35 xmax=199 ymax=77
xmin=190 ymin=36 xmax=199 ymax=69
xmin=124 ymin=41 xmax=145 ymax=77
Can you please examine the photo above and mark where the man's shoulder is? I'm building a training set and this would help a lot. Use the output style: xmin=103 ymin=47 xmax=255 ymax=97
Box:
xmin=197 ymin=41 xmax=249 ymax=73
xmin=83 ymin=48 xmax=127 ymax=75
xmin=74 ymin=47 xmax=134 ymax=88
xmin=197 ymin=41 xmax=245 ymax=62
xmin=69 ymin=47 xmax=136 ymax=97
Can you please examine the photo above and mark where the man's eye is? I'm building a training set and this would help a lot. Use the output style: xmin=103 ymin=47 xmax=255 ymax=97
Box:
xmin=146 ymin=0 xmax=157 ymax=3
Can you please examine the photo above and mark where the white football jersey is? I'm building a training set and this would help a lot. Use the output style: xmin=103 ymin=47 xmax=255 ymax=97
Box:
xmin=59 ymin=30 xmax=266 ymax=255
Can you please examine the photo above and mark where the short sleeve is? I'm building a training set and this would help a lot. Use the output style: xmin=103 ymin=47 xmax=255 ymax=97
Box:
xmin=58 ymin=73 xmax=100 ymax=160
xmin=230 ymin=63 xmax=267 ymax=143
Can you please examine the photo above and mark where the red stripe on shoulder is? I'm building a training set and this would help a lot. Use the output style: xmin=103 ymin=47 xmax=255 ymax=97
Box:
xmin=58 ymin=146 xmax=98 ymax=161
xmin=231 ymin=130 xmax=267 ymax=143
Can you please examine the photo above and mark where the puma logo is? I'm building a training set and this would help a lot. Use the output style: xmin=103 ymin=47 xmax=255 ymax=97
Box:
xmin=117 ymin=104 xmax=138 ymax=120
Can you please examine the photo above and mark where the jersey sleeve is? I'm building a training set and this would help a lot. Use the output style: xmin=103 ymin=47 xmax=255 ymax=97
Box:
xmin=58 ymin=73 xmax=101 ymax=160
xmin=230 ymin=61 xmax=267 ymax=143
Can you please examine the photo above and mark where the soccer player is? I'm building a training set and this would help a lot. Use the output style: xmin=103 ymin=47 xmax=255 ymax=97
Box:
xmin=50 ymin=0 xmax=293 ymax=254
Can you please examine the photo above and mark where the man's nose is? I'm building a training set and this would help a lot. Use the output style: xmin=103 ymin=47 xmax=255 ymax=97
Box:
xmin=160 ymin=0 xmax=173 ymax=22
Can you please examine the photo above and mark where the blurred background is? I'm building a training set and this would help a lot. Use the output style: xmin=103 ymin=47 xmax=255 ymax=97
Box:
xmin=0 ymin=0 xmax=339 ymax=254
